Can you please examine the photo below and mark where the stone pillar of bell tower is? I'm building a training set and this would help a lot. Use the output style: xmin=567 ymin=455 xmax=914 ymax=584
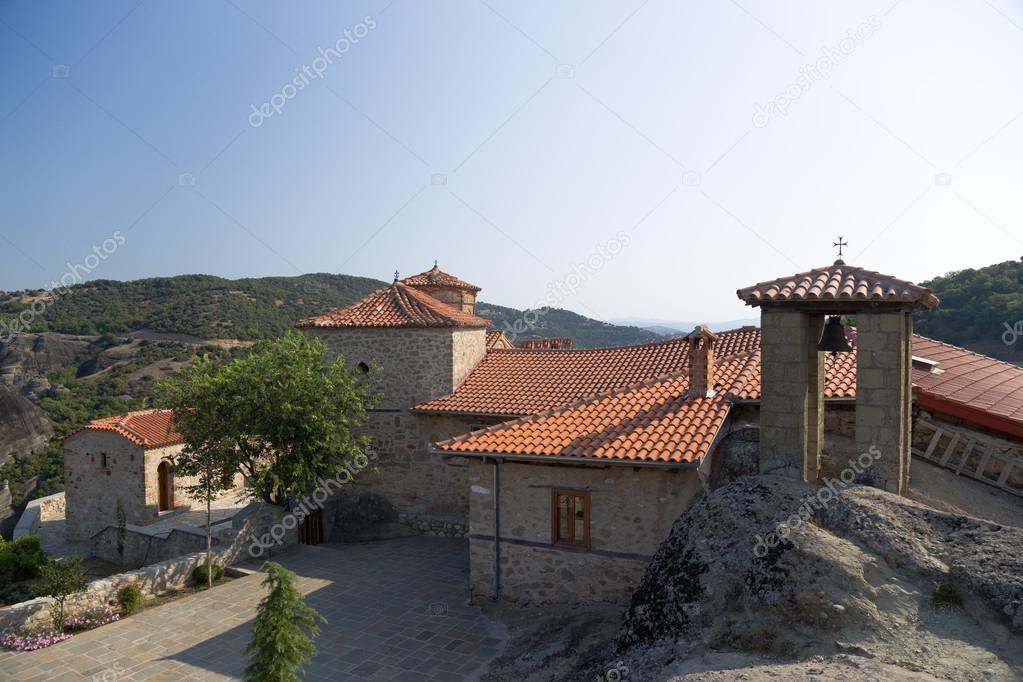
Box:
xmin=855 ymin=310 xmax=912 ymax=494
xmin=759 ymin=309 xmax=824 ymax=482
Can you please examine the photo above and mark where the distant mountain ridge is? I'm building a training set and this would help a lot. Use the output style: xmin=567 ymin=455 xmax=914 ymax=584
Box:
xmin=0 ymin=274 xmax=662 ymax=349
xmin=610 ymin=317 xmax=759 ymax=337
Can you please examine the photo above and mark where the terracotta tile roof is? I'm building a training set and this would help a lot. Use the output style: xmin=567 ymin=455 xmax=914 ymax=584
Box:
xmin=436 ymin=353 xmax=760 ymax=464
xmin=737 ymin=260 xmax=939 ymax=310
xmin=485 ymin=330 xmax=515 ymax=350
xmin=402 ymin=264 xmax=481 ymax=292
xmin=414 ymin=327 xmax=763 ymax=416
xmin=296 ymin=281 xmax=489 ymax=329
xmin=64 ymin=409 xmax=182 ymax=449
xmin=431 ymin=323 xmax=1023 ymax=461
xmin=911 ymin=335 xmax=1023 ymax=428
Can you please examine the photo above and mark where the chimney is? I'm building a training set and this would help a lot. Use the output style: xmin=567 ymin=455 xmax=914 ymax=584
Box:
xmin=687 ymin=325 xmax=718 ymax=398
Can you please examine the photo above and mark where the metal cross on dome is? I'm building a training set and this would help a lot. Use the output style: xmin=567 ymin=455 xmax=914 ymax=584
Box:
xmin=833 ymin=236 xmax=848 ymax=259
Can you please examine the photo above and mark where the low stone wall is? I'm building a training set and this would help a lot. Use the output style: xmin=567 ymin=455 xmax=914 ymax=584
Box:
xmin=0 ymin=550 xmax=241 ymax=633
xmin=89 ymin=501 xmax=302 ymax=568
xmin=398 ymin=512 xmax=467 ymax=538
xmin=0 ymin=503 xmax=298 ymax=633
xmin=12 ymin=492 xmax=65 ymax=539
xmin=91 ymin=524 xmax=210 ymax=568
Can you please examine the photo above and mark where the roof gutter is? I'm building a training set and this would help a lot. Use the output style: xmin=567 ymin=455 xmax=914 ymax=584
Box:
xmin=916 ymin=392 xmax=1023 ymax=440
xmin=430 ymin=446 xmax=700 ymax=469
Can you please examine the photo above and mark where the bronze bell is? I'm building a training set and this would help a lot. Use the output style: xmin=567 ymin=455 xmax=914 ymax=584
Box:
xmin=817 ymin=316 xmax=852 ymax=355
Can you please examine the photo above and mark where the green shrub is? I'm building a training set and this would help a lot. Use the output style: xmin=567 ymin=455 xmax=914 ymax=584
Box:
xmin=0 ymin=536 xmax=49 ymax=589
xmin=115 ymin=584 xmax=145 ymax=615
xmin=11 ymin=537 xmax=47 ymax=580
xmin=192 ymin=564 xmax=223 ymax=585
xmin=0 ymin=584 xmax=44 ymax=606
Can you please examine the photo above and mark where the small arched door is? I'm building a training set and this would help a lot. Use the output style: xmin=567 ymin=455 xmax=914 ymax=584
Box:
xmin=157 ymin=461 xmax=174 ymax=511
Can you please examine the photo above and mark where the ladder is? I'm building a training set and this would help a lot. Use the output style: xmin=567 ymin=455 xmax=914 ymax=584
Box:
xmin=912 ymin=417 xmax=1023 ymax=498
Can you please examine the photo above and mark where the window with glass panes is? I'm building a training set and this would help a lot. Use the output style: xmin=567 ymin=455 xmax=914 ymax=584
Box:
xmin=551 ymin=489 xmax=589 ymax=548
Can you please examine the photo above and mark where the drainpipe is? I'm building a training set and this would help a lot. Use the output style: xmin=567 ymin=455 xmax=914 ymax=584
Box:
xmin=491 ymin=457 xmax=501 ymax=600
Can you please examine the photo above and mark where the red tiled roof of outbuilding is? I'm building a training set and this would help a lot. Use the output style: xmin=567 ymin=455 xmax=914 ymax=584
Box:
xmin=64 ymin=409 xmax=182 ymax=449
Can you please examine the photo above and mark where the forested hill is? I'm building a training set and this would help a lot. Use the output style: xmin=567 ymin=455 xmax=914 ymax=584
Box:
xmin=0 ymin=274 xmax=384 ymax=340
xmin=0 ymin=273 xmax=661 ymax=348
xmin=476 ymin=302 xmax=661 ymax=348
xmin=914 ymin=259 xmax=1023 ymax=364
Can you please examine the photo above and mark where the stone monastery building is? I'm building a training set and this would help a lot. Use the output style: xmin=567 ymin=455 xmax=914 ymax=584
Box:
xmin=67 ymin=262 xmax=1023 ymax=604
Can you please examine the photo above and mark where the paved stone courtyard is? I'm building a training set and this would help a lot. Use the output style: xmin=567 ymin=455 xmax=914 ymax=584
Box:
xmin=0 ymin=537 xmax=507 ymax=681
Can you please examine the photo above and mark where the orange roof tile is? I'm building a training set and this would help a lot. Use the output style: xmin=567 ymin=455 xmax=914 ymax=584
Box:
xmin=64 ymin=409 xmax=182 ymax=449
xmin=911 ymin=335 xmax=1023 ymax=427
xmin=436 ymin=353 xmax=761 ymax=464
xmin=296 ymin=281 xmax=489 ymax=329
xmin=402 ymin=264 xmax=481 ymax=292
xmin=737 ymin=260 xmax=939 ymax=310
xmin=415 ymin=327 xmax=762 ymax=416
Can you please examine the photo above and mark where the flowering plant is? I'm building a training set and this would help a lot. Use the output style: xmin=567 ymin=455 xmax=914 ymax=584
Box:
xmin=0 ymin=630 xmax=72 ymax=651
xmin=65 ymin=604 xmax=120 ymax=631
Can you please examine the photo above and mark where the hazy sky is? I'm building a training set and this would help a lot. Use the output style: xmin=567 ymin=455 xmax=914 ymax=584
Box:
xmin=1 ymin=1 xmax=1021 ymax=322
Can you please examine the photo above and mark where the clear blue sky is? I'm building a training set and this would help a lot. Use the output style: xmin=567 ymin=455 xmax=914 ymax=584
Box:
xmin=1 ymin=0 xmax=1021 ymax=322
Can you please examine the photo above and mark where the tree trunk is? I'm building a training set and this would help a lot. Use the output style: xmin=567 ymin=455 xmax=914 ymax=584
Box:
xmin=206 ymin=481 xmax=213 ymax=589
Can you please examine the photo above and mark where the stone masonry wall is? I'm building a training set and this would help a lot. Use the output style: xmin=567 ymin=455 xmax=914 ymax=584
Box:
xmin=306 ymin=326 xmax=490 ymax=528
xmin=64 ymin=432 xmax=147 ymax=542
xmin=65 ymin=433 xmax=209 ymax=542
xmin=142 ymin=443 xmax=204 ymax=514
xmin=760 ymin=310 xmax=826 ymax=480
xmin=856 ymin=311 xmax=912 ymax=494
xmin=468 ymin=459 xmax=704 ymax=605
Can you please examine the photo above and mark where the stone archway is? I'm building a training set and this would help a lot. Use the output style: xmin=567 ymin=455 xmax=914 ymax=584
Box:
xmin=157 ymin=461 xmax=174 ymax=511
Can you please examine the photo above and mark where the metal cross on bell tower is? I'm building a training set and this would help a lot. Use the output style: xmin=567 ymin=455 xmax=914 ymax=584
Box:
xmin=833 ymin=235 xmax=848 ymax=260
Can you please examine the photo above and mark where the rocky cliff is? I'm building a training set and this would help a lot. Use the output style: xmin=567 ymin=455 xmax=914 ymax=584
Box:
xmin=0 ymin=384 xmax=53 ymax=461
xmin=605 ymin=476 xmax=1023 ymax=681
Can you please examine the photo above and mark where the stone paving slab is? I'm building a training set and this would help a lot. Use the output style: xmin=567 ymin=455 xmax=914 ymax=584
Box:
xmin=0 ymin=537 xmax=506 ymax=681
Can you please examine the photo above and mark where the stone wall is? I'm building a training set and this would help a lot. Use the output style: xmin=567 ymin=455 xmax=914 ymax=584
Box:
xmin=855 ymin=311 xmax=912 ymax=493
xmin=64 ymin=432 xmax=213 ymax=542
xmin=759 ymin=310 xmax=824 ymax=481
xmin=89 ymin=501 xmax=300 ymax=567
xmin=306 ymin=325 xmax=492 ymax=530
xmin=13 ymin=491 xmax=65 ymax=539
xmin=64 ymin=431 xmax=146 ymax=541
xmin=0 ymin=549 xmax=256 ymax=633
xmin=306 ymin=326 xmax=485 ymax=409
xmin=468 ymin=459 xmax=704 ymax=605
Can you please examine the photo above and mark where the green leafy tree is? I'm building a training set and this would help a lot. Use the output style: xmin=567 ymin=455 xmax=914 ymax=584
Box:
xmin=158 ymin=331 xmax=377 ymax=507
xmin=40 ymin=556 xmax=86 ymax=631
xmin=245 ymin=561 xmax=325 ymax=682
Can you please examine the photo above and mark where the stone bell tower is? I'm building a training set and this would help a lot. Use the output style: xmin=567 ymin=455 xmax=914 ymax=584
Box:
xmin=737 ymin=256 xmax=939 ymax=494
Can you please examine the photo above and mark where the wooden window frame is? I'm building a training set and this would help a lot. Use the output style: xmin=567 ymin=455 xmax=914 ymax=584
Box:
xmin=551 ymin=489 xmax=590 ymax=549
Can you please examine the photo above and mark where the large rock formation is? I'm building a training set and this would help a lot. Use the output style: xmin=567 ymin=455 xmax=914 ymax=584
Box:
xmin=0 ymin=384 xmax=53 ymax=461
xmin=0 ymin=332 xmax=92 ymax=397
xmin=609 ymin=476 xmax=1023 ymax=681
